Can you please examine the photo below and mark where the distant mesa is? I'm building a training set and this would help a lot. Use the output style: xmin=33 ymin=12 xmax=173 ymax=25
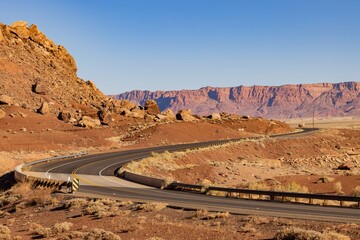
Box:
xmin=111 ymin=82 xmax=360 ymax=118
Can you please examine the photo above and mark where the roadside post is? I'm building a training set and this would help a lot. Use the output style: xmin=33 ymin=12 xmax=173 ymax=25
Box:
xmin=72 ymin=178 xmax=79 ymax=193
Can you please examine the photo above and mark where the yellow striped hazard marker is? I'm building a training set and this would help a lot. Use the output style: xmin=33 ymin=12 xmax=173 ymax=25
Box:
xmin=72 ymin=178 xmax=79 ymax=192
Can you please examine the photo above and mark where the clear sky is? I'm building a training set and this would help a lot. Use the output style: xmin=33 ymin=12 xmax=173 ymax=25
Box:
xmin=2 ymin=0 xmax=360 ymax=94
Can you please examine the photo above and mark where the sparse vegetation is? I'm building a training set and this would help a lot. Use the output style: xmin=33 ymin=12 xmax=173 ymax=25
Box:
xmin=274 ymin=227 xmax=350 ymax=240
xmin=333 ymin=181 xmax=342 ymax=193
xmin=351 ymin=185 xmax=360 ymax=196
xmin=84 ymin=228 xmax=121 ymax=240
xmin=0 ymin=225 xmax=11 ymax=240
xmin=134 ymin=202 xmax=167 ymax=212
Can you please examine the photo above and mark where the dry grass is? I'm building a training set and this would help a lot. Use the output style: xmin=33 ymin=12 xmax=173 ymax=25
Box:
xmin=134 ymin=202 xmax=167 ymax=212
xmin=248 ymin=181 xmax=270 ymax=191
xmin=84 ymin=228 xmax=121 ymax=240
xmin=119 ymin=138 xmax=266 ymax=176
xmin=274 ymin=182 xmax=308 ymax=193
xmin=201 ymin=212 xmax=230 ymax=220
xmin=63 ymin=197 xmax=88 ymax=209
xmin=333 ymin=181 xmax=342 ymax=193
xmin=0 ymin=225 xmax=11 ymax=240
xmin=351 ymin=185 xmax=360 ymax=196
xmin=274 ymin=227 xmax=350 ymax=240
xmin=8 ymin=182 xmax=31 ymax=197
xmin=30 ymin=222 xmax=73 ymax=238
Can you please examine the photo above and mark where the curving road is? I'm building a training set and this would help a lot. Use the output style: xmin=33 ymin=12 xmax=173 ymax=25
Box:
xmin=29 ymin=129 xmax=360 ymax=223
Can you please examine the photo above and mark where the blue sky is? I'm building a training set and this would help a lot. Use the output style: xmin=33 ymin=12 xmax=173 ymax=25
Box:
xmin=2 ymin=0 xmax=360 ymax=94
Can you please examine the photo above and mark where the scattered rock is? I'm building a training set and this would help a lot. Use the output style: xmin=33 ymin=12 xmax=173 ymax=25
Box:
xmin=0 ymin=109 xmax=6 ymax=119
xmin=207 ymin=113 xmax=221 ymax=120
xmin=338 ymin=163 xmax=352 ymax=170
xmin=0 ymin=95 xmax=14 ymax=105
xmin=58 ymin=110 xmax=74 ymax=123
xmin=33 ymin=78 xmax=48 ymax=94
xmin=98 ymin=109 xmax=113 ymax=125
xmin=78 ymin=116 xmax=101 ymax=128
xmin=144 ymin=100 xmax=160 ymax=116
xmin=20 ymin=127 xmax=27 ymax=132
xmin=176 ymin=109 xmax=196 ymax=122
xmin=162 ymin=109 xmax=176 ymax=121
xmin=10 ymin=21 xmax=29 ymax=38
xmin=37 ymin=102 xmax=50 ymax=114
xmin=316 ymin=176 xmax=335 ymax=183
xmin=19 ymin=112 xmax=27 ymax=118
xmin=130 ymin=107 xmax=145 ymax=119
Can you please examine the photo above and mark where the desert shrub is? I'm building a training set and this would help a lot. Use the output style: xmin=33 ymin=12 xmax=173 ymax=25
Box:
xmin=333 ymin=182 xmax=342 ymax=193
xmin=322 ymin=231 xmax=350 ymax=240
xmin=83 ymin=201 xmax=107 ymax=215
xmin=8 ymin=182 xmax=31 ymax=197
xmin=195 ymin=209 xmax=208 ymax=218
xmin=63 ymin=198 xmax=88 ymax=209
xmin=316 ymin=176 xmax=335 ymax=183
xmin=248 ymin=181 xmax=270 ymax=191
xmin=239 ymin=223 xmax=256 ymax=233
xmin=245 ymin=216 xmax=270 ymax=225
xmin=97 ymin=198 xmax=117 ymax=206
xmin=274 ymin=182 xmax=308 ymax=193
xmin=52 ymin=222 xmax=73 ymax=234
xmin=32 ymin=222 xmax=73 ymax=237
xmin=134 ymin=202 xmax=167 ymax=212
xmin=84 ymin=228 xmax=121 ymax=240
xmin=274 ymin=227 xmax=350 ymax=240
xmin=202 ymin=212 xmax=229 ymax=220
xmin=351 ymin=185 xmax=360 ymax=197
xmin=0 ymin=225 xmax=11 ymax=235
xmin=274 ymin=227 xmax=323 ymax=240
xmin=27 ymin=222 xmax=43 ymax=233
xmin=117 ymin=200 xmax=133 ymax=207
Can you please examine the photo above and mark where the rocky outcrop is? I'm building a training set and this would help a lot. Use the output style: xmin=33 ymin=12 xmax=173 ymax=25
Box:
xmin=112 ymin=82 xmax=360 ymax=118
xmin=176 ymin=109 xmax=197 ymax=122
xmin=37 ymin=102 xmax=50 ymax=115
xmin=78 ymin=116 xmax=101 ymax=128
xmin=144 ymin=100 xmax=160 ymax=116
xmin=207 ymin=113 xmax=221 ymax=120
xmin=0 ymin=20 xmax=127 ymax=124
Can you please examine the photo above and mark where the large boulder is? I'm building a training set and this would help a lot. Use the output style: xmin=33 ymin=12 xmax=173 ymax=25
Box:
xmin=157 ymin=109 xmax=176 ymax=122
xmin=144 ymin=100 xmax=160 ymax=116
xmin=98 ymin=109 xmax=113 ymax=125
xmin=10 ymin=21 xmax=29 ymax=38
xmin=130 ymin=107 xmax=145 ymax=118
xmin=33 ymin=79 xmax=48 ymax=94
xmin=37 ymin=102 xmax=50 ymax=114
xmin=78 ymin=116 xmax=101 ymax=128
xmin=0 ymin=95 xmax=14 ymax=105
xmin=58 ymin=110 xmax=77 ymax=123
xmin=176 ymin=109 xmax=196 ymax=122
xmin=0 ymin=109 xmax=6 ymax=119
xmin=207 ymin=113 xmax=221 ymax=120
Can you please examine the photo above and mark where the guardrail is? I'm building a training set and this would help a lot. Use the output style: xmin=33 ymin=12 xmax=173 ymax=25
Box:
xmin=14 ymin=151 xmax=88 ymax=191
xmin=121 ymin=164 xmax=360 ymax=209
xmin=168 ymin=182 xmax=360 ymax=207
xmin=21 ymin=151 xmax=88 ymax=170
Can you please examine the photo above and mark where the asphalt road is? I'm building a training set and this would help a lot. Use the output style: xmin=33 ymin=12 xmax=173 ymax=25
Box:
xmin=29 ymin=128 xmax=360 ymax=223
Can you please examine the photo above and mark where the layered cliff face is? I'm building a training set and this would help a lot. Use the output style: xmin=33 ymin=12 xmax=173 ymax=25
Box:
xmin=0 ymin=21 xmax=120 ymax=118
xmin=113 ymin=82 xmax=360 ymax=118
